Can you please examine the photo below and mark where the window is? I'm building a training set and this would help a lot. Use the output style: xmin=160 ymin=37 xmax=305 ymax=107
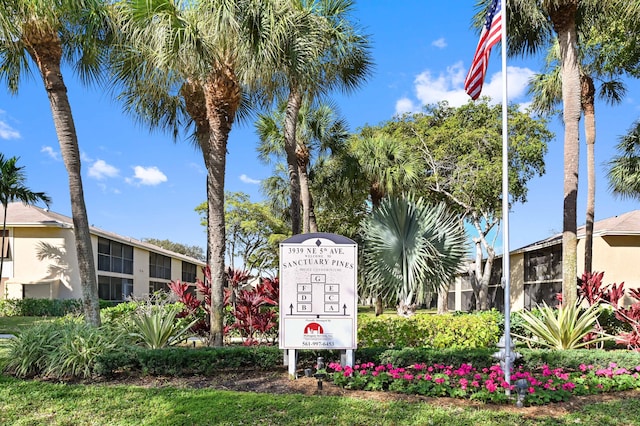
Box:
xmin=523 ymin=245 xmax=562 ymax=309
xmin=1 ymin=230 xmax=10 ymax=259
xmin=97 ymin=237 xmax=133 ymax=274
xmin=182 ymin=261 xmax=197 ymax=283
xmin=149 ymin=252 xmax=171 ymax=279
xmin=149 ymin=281 xmax=171 ymax=294
xmin=98 ymin=275 xmax=133 ymax=301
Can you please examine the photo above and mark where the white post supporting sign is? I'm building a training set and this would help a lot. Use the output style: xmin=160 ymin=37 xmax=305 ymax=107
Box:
xmin=279 ymin=233 xmax=358 ymax=377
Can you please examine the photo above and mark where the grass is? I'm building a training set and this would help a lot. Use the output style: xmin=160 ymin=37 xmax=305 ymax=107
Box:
xmin=0 ymin=316 xmax=50 ymax=335
xmin=0 ymin=375 xmax=639 ymax=425
xmin=1 ymin=315 xmax=639 ymax=424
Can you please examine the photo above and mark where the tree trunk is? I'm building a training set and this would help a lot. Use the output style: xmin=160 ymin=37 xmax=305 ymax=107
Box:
xmin=553 ymin=6 xmax=581 ymax=307
xmin=299 ymin=163 xmax=312 ymax=233
xmin=203 ymin=68 xmax=241 ymax=347
xmin=308 ymin=191 xmax=319 ymax=233
xmin=582 ymin=75 xmax=596 ymax=274
xmin=284 ymin=87 xmax=303 ymax=235
xmin=374 ymin=297 xmax=384 ymax=316
xmin=29 ymin=42 xmax=100 ymax=326
xmin=437 ymin=285 xmax=449 ymax=314
xmin=0 ymin=207 xmax=7 ymax=283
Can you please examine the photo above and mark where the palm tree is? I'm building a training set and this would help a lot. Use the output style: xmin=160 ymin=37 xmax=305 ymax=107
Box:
xmin=256 ymin=98 xmax=349 ymax=233
xmin=0 ymin=155 xmax=51 ymax=287
xmin=349 ymin=133 xmax=421 ymax=209
xmin=0 ymin=0 xmax=112 ymax=325
xmin=111 ymin=0 xmax=302 ymax=346
xmin=270 ymin=0 xmax=373 ymax=235
xmin=347 ymin=131 xmax=422 ymax=314
xmin=360 ymin=195 xmax=467 ymax=316
xmin=476 ymin=0 xmax=617 ymax=306
xmin=607 ymin=121 xmax=640 ymax=199
xmin=528 ymin=39 xmax=626 ymax=274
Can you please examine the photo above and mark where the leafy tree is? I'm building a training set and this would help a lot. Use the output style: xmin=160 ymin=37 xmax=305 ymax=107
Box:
xmin=360 ymin=195 xmax=467 ymax=315
xmin=0 ymin=155 xmax=51 ymax=285
xmin=380 ymin=100 xmax=552 ymax=310
xmin=0 ymin=0 xmax=112 ymax=325
xmin=111 ymin=0 xmax=301 ymax=346
xmin=196 ymin=192 xmax=289 ymax=277
xmin=142 ymin=238 xmax=205 ymax=262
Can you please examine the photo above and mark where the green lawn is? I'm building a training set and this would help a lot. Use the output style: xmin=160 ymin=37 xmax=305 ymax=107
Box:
xmin=2 ymin=315 xmax=640 ymax=425
xmin=0 ymin=316 xmax=50 ymax=336
xmin=1 ymin=375 xmax=639 ymax=425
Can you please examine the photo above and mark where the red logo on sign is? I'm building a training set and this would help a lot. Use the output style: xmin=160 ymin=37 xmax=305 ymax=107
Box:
xmin=304 ymin=323 xmax=324 ymax=334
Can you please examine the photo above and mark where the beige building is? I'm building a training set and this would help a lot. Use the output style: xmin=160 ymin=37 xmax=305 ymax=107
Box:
xmin=448 ymin=210 xmax=640 ymax=312
xmin=1 ymin=202 xmax=205 ymax=301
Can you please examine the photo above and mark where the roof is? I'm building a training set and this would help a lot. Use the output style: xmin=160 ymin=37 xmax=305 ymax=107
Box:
xmin=513 ymin=210 xmax=640 ymax=254
xmin=1 ymin=202 xmax=205 ymax=265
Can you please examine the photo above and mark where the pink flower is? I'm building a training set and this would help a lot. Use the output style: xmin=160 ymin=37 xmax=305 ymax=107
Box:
xmin=459 ymin=378 xmax=468 ymax=390
xmin=435 ymin=377 xmax=445 ymax=384
xmin=485 ymin=381 xmax=498 ymax=392
xmin=562 ymin=382 xmax=576 ymax=391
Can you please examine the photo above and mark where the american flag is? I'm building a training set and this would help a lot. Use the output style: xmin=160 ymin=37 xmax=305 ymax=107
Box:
xmin=464 ymin=0 xmax=503 ymax=100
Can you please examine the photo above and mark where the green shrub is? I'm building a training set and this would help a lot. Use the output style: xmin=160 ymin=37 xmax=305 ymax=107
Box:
xmin=130 ymin=306 xmax=196 ymax=349
xmin=378 ymin=347 xmax=496 ymax=369
xmin=0 ymin=298 xmax=81 ymax=317
xmin=518 ymin=348 xmax=640 ymax=371
xmin=515 ymin=302 xmax=612 ymax=350
xmin=101 ymin=300 xmax=142 ymax=329
xmin=4 ymin=320 xmax=65 ymax=377
xmin=358 ymin=310 xmax=501 ymax=349
xmin=4 ymin=317 xmax=127 ymax=378
xmin=131 ymin=346 xmax=283 ymax=376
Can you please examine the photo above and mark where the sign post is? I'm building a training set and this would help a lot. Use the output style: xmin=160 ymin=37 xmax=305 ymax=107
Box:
xmin=279 ymin=233 xmax=358 ymax=377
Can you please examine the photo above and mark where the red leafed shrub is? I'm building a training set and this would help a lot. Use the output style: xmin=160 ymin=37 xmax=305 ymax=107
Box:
xmin=169 ymin=266 xmax=279 ymax=344
xmin=225 ymin=276 xmax=280 ymax=345
xmin=578 ymin=271 xmax=640 ymax=350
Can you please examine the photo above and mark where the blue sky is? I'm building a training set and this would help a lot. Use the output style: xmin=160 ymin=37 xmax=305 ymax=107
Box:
xmin=1 ymin=1 xmax=639 ymax=254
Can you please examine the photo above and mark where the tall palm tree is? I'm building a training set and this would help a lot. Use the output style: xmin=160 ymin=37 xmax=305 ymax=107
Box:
xmin=349 ymin=133 xmax=421 ymax=209
xmin=270 ymin=0 xmax=373 ymax=235
xmin=361 ymin=195 xmax=467 ymax=315
xmin=0 ymin=155 xmax=51 ymax=287
xmin=0 ymin=0 xmax=112 ymax=325
xmin=347 ymin=131 xmax=422 ymax=314
xmin=528 ymin=39 xmax=626 ymax=274
xmin=476 ymin=0 xmax=617 ymax=306
xmin=111 ymin=0 xmax=302 ymax=346
xmin=607 ymin=121 xmax=640 ymax=199
xmin=256 ymin=98 xmax=349 ymax=233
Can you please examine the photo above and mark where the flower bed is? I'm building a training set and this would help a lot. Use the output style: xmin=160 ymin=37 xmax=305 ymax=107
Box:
xmin=327 ymin=361 xmax=640 ymax=405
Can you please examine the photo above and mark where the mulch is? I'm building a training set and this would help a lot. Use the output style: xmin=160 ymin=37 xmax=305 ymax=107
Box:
xmin=43 ymin=367 xmax=640 ymax=420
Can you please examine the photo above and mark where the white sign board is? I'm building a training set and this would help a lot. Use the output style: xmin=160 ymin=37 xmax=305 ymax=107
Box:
xmin=279 ymin=233 xmax=357 ymax=350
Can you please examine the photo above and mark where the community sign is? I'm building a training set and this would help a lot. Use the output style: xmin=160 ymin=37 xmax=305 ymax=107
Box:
xmin=279 ymin=233 xmax=358 ymax=350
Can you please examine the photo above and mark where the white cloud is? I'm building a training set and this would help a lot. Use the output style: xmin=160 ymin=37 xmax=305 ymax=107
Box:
xmin=41 ymin=146 xmax=60 ymax=161
xmin=431 ymin=38 xmax=447 ymax=49
xmin=129 ymin=165 xmax=167 ymax=186
xmin=396 ymin=63 xmax=535 ymax=115
xmin=0 ymin=120 xmax=20 ymax=140
xmin=395 ymin=98 xmax=417 ymax=116
xmin=240 ymin=174 xmax=261 ymax=185
xmin=89 ymin=159 xmax=119 ymax=180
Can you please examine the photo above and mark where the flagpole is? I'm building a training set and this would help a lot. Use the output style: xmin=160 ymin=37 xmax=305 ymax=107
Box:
xmin=500 ymin=0 xmax=512 ymax=394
